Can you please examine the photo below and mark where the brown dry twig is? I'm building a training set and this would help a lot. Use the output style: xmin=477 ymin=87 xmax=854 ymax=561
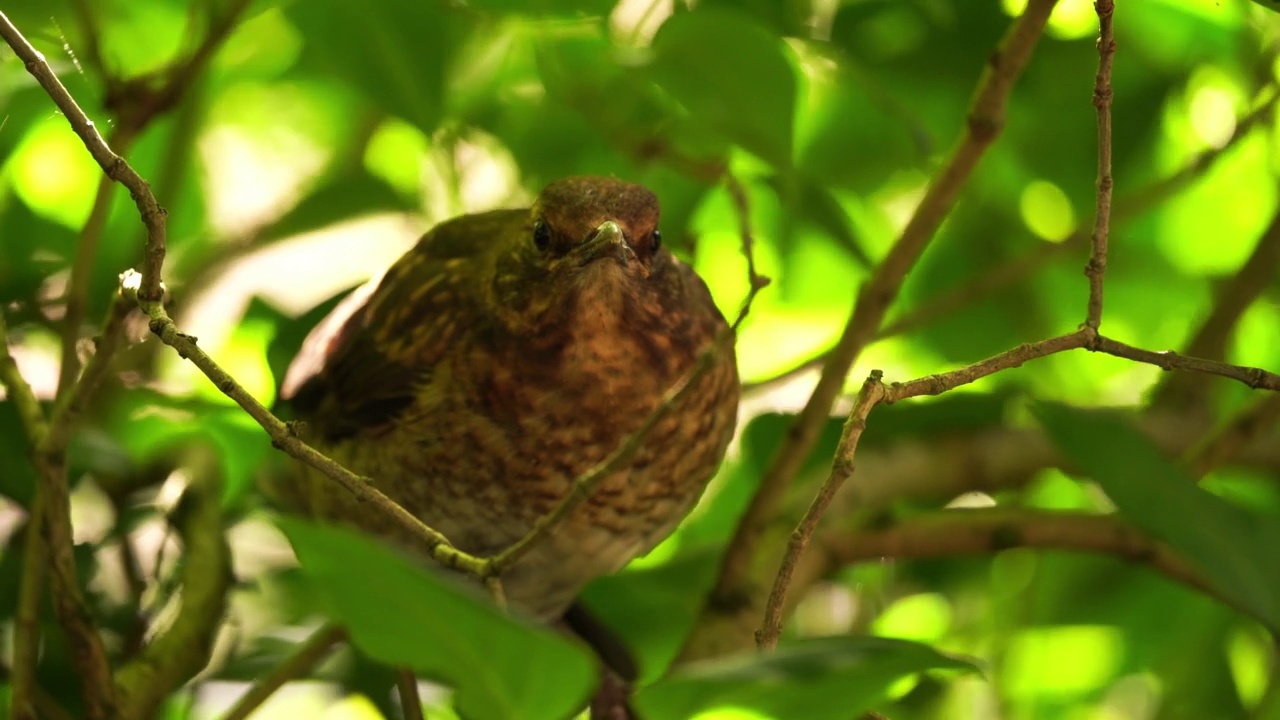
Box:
xmin=745 ymin=83 xmax=1280 ymax=396
xmin=757 ymin=372 xmax=887 ymax=650
xmin=121 ymin=269 xmax=483 ymax=575
xmin=711 ymin=0 xmax=1063 ymax=613
xmin=0 ymin=308 xmax=116 ymax=717
xmin=221 ymin=624 xmax=349 ymax=720
xmin=1085 ymin=0 xmax=1115 ymax=329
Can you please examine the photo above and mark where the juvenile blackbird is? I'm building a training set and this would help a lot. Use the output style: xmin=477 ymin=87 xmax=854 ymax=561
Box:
xmin=277 ymin=176 xmax=740 ymax=619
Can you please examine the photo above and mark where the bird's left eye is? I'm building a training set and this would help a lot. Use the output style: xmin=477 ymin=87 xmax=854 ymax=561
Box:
xmin=533 ymin=220 xmax=551 ymax=250
xmin=652 ymin=229 xmax=662 ymax=252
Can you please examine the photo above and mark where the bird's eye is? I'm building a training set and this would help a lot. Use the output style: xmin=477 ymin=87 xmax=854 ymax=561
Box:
xmin=533 ymin=220 xmax=551 ymax=250
xmin=652 ymin=229 xmax=662 ymax=252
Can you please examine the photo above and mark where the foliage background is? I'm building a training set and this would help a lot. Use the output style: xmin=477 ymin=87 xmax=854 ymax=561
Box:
xmin=0 ymin=0 xmax=1278 ymax=718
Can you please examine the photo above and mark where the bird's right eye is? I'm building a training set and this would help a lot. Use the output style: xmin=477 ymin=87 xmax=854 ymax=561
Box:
xmin=533 ymin=220 xmax=551 ymax=250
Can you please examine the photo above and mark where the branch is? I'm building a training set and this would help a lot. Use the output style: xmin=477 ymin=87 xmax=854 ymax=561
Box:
xmin=119 ymin=270 xmax=486 ymax=577
xmin=57 ymin=173 xmax=119 ymax=398
xmin=11 ymin=494 xmax=46 ymax=720
xmin=1090 ymin=335 xmax=1280 ymax=392
xmin=397 ymin=670 xmax=425 ymax=720
xmin=886 ymin=330 xmax=1092 ymax=401
xmin=1084 ymin=0 xmax=1114 ymax=329
xmin=711 ymin=0 xmax=1061 ymax=606
xmin=47 ymin=291 xmax=133 ymax=454
xmin=745 ymin=86 xmax=1280 ymax=396
xmin=0 ymin=305 xmax=117 ymax=718
xmin=221 ymin=624 xmax=349 ymax=720
xmin=821 ymin=509 xmax=1218 ymax=604
xmin=0 ymin=11 xmax=169 ymax=303
xmin=757 ymin=373 xmax=886 ymax=650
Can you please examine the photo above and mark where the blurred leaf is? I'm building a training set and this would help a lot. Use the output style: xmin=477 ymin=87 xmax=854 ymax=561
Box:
xmin=648 ymin=8 xmax=797 ymax=167
xmin=279 ymin=519 xmax=597 ymax=720
xmin=768 ymin=173 xmax=871 ymax=267
xmin=699 ymin=0 xmax=814 ymax=36
xmin=463 ymin=0 xmax=613 ymax=15
xmin=285 ymin=0 xmax=468 ymax=135
xmin=633 ymin=635 xmax=979 ymax=719
xmin=1034 ymin=402 xmax=1280 ymax=633
xmin=254 ymin=171 xmax=414 ymax=246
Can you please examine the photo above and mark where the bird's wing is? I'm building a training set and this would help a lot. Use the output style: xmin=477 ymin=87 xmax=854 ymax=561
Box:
xmin=282 ymin=209 xmax=526 ymax=440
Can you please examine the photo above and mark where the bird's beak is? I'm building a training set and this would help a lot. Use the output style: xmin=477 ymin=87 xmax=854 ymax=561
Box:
xmin=581 ymin=220 xmax=644 ymax=275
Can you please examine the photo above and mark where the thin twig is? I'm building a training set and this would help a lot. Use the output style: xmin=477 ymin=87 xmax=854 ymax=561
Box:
xmin=1090 ymin=335 xmax=1280 ymax=391
xmin=221 ymin=624 xmax=349 ymax=720
xmin=1123 ymin=85 xmax=1279 ymax=218
xmin=885 ymin=330 xmax=1093 ymax=402
xmin=397 ymin=669 xmax=426 ymax=720
xmin=47 ymin=291 xmax=132 ymax=453
xmin=1085 ymin=0 xmax=1115 ymax=329
xmin=757 ymin=373 xmax=887 ymax=650
xmin=57 ymin=171 xmax=120 ymax=398
xmin=119 ymin=270 xmax=485 ymax=576
xmin=752 ymin=320 xmax=1277 ymax=646
xmin=744 ymin=86 xmax=1280 ymax=396
xmin=711 ymin=0 xmax=1062 ymax=607
xmin=0 ymin=11 xmax=168 ymax=302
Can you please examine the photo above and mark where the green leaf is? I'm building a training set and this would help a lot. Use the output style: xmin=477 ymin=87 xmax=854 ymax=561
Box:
xmin=648 ymin=8 xmax=797 ymax=168
xmin=278 ymin=520 xmax=598 ymax=720
xmin=768 ymin=173 xmax=872 ymax=267
xmin=1033 ymin=402 xmax=1280 ymax=633
xmin=633 ymin=635 xmax=978 ymax=719
xmin=285 ymin=0 xmax=468 ymax=135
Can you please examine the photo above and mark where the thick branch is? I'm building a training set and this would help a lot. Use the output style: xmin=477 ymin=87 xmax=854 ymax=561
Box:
xmin=822 ymin=509 xmax=1216 ymax=603
xmin=0 ymin=307 xmax=117 ymax=718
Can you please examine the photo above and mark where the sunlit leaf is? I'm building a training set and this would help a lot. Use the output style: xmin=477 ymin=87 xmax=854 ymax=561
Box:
xmin=648 ymin=7 xmax=797 ymax=167
xmin=279 ymin=520 xmax=598 ymax=720
xmin=634 ymin=635 xmax=979 ymax=719
xmin=1034 ymin=402 xmax=1280 ymax=633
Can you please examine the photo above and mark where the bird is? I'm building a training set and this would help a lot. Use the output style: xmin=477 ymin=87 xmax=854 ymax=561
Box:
xmin=274 ymin=175 xmax=740 ymax=623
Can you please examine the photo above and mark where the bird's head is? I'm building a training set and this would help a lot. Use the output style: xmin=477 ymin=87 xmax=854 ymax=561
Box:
xmin=493 ymin=176 xmax=678 ymax=333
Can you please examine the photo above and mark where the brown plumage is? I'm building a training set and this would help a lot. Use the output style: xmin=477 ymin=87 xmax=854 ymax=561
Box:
xmin=276 ymin=176 xmax=740 ymax=619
